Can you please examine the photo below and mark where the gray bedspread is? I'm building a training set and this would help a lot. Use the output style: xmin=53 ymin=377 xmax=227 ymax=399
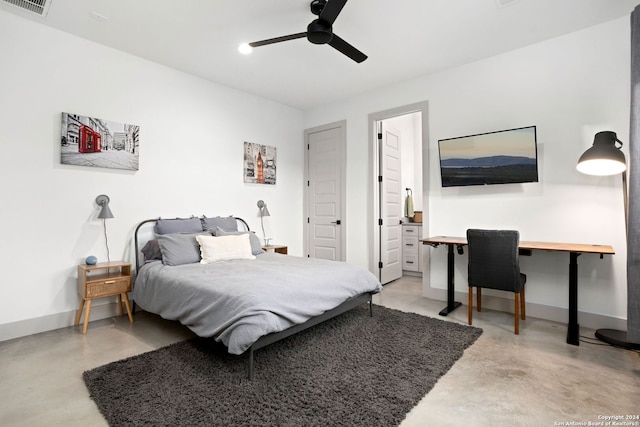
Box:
xmin=133 ymin=253 xmax=382 ymax=354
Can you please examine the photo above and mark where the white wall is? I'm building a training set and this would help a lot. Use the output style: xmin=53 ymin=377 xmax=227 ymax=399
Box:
xmin=304 ymin=17 xmax=631 ymax=329
xmin=0 ymin=10 xmax=304 ymax=340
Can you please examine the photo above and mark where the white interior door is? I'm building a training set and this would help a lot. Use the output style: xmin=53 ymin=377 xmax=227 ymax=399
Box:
xmin=305 ymin=122 xmax=345 ymax=261
xmin=378 ymin=122 xmax=403 ymax=284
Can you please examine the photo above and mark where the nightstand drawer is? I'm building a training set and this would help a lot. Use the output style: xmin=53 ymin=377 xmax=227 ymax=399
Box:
xmin=86 ymin=277 xmax=131 ymax=298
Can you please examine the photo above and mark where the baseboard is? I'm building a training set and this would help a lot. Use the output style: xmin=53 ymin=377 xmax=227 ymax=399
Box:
xmin=1 ymin=287 xmax=628 ymax=342
xmin=402 ymin=271 xmax=422 ymax=278
xmin=422 ymin=283 xmax=627 ymax=332
xmin=0 ymin=301 xmax=125 ymax=342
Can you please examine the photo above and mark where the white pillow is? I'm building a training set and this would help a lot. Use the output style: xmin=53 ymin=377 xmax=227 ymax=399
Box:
xmin=196 ymin=234 xmax=256 ymax=263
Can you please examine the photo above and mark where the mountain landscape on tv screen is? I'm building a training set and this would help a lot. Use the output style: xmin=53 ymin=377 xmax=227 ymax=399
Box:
xmin=440 ymin=155 xmax=536 ymax=168
xmin=440 ymin=155 xmax=538 ymax=187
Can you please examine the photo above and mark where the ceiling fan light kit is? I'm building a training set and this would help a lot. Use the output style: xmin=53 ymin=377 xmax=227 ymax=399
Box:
xmin=243 ymin=0 xmax=367 ymax=63
xmin=238 ymin=43 xmax=253 ymax=54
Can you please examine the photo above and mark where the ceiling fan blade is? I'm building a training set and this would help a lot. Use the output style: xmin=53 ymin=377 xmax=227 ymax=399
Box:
xmin=319 ymin=0 xmax=347 ymax=25
xmin=249 ymin=32 xmax=307 ymax=48
xmin=328 ymin=34 xmax=367 ymax=63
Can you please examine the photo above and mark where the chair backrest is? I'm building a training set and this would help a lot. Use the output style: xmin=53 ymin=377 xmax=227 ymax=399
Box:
xmin=467 ymin=229 xmax=523 ymax=292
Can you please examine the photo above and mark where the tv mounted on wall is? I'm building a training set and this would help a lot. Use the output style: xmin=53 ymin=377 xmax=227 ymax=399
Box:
xmin=438 ymin=125 xmax=539 ymax=187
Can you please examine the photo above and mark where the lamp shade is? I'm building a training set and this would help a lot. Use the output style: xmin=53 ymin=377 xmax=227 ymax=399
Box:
xmin=96 ymin=194 xmax=114 ymax=219
xmin=257 ymin=199 xmax=270 ymax=217
xmin=576 ymin=131 xmax=627 ymax=176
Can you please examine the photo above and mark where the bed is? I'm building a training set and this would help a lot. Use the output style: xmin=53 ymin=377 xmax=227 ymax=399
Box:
xmin=132 ymin=216 xmax=383 ymax=378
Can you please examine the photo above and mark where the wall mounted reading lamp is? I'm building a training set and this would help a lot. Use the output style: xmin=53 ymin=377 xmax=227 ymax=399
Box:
xmin=257 ymin=199 xmax=270 ymax=246
xmin=96 ymin=194 xmax=114 ymax=263
xmin=96 ymin=194 xmax=114 ymax=219
xmin=577 ymin=131 xmax=639 ymax=349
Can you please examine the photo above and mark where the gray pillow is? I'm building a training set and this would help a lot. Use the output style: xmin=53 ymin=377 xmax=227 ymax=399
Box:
xmin=215 ymin=227 xmax=264 ymax=255
xmin=141 ymin=239 xmax=163 ymax=262
xmin=202 ymin=216 xmax=238 ymax=232
xmin=155 ymin=217 xmax=203 ymax=235
xmin=157 ymin=232 xmax=208 ymax=266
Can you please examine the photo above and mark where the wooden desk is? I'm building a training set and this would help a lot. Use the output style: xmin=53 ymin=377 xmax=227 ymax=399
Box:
xmin=421 ymin=236 xmax=615 ymax=346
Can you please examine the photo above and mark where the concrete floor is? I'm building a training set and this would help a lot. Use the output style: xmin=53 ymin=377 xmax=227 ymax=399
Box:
xmin=0 ymin=276 xmax=638 ymax=426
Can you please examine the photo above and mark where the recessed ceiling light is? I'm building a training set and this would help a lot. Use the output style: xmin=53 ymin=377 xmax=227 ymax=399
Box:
xmin=89 ymin=11 xmax=109 ymax=22
xmin=495 ymin=0 xmax=521 ymax=8
xmin=238 ymin=43 xmax=253 ymax=55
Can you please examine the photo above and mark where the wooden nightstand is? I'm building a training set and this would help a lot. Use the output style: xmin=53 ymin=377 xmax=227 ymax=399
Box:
xmin=75 ymin=261 xmax=133 ymax=334
xmin=263 ymin=245 xmax=288 ymax=255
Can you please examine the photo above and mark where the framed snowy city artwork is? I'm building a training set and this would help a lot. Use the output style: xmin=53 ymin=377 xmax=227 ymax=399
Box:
xmin=60 ymin=112 xmax=140 ymax=171
xmin=244 ymin=141 xmax=276 ymax=185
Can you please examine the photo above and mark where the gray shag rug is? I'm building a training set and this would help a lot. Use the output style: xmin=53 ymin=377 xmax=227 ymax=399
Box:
xmin=83 ymin=304 xmax=482 ymax=426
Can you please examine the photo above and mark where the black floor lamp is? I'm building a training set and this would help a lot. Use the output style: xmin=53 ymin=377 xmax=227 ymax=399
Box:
xmin=577 ymin=131 xmax=640 ymax=349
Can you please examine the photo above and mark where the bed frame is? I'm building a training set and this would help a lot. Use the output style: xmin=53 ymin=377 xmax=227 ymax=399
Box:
xmin=133 ymin=216 xmax=250 ymax=272
xmin=133 ymin=216 xmax=374 ymax=379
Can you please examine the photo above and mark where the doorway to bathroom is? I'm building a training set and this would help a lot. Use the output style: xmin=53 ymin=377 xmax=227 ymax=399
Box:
xmin=368 ymin=102 xmax=429 ymax=284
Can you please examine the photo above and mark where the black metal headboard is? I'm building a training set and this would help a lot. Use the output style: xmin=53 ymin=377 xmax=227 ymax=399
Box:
xmin=133 ymin=216 xmax=250 ymax=272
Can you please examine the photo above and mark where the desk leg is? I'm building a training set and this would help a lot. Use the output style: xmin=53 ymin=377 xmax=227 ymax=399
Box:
xmin=567 ymin=252 xmax=580 ymax=345
xmin=439 ymin=244 xmax=462 ymax=316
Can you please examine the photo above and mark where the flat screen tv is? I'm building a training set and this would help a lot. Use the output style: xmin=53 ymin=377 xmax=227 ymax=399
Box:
xmin=438 ymin=125 xmax=538 ymax=187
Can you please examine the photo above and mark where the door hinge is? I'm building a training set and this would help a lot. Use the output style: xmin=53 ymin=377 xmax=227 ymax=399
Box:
xmin=307 ymin=143 xmax=310 ymax=150
xmin=378 ymin=133 xmax=382 ymax=140
xmin=378 ymin=219 xmax=383 ymax=226
xmin=378 ymin=261 xmax=383 ymax=268
xmin=307 ymin=180 xmax=310 ymax=186
xmin=378 ymin=175 xmax=382 ymax=182
xmin=307 ymin=217 xmax=310 ymax=224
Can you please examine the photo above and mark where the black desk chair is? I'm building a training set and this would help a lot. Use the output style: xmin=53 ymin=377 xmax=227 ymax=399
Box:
xmin=467 ymin=229 xmax=527 ymax=334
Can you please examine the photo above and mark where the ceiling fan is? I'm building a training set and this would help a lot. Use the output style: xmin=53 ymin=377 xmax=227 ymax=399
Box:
xmin=245 ymin=0 xmax=367 ymax=63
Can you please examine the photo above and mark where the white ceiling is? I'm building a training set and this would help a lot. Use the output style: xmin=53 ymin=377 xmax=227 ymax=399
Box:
xmin=2 ymin=0 xmax=638 ymax=110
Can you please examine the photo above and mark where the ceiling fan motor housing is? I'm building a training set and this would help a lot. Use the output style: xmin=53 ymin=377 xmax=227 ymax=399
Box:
xmin=307 ymin=19 xmax=333 ymax=44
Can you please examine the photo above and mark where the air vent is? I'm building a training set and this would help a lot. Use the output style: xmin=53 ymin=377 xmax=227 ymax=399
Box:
xmin=2 ymin=0 xmax=51 ymax=16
